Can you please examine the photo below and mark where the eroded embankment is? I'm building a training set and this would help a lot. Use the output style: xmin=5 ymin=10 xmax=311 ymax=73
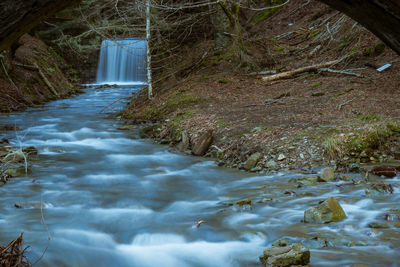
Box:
xmin=0 ymin=34 xmax=80 ymax=112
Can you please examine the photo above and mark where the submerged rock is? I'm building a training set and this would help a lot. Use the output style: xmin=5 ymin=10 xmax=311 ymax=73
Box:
xmin=244 ymin=152 xmax=262 ymax=171
xmin=260 ymin=242 xmax=310 ymax=267
xmin=192 ymin=130 xmax=213 ymax=156
xmin=304 ymin=197 xmax=346 ymax=223
xmin=318 ymin=167 xmax=335 ymax=182
xmin=22 ymin=146 xmax=38 ymax=155
xmin=14 ymin=201 xmax=49 ymax=209
xmin=3 ymin=150 xmax=26 ymax=163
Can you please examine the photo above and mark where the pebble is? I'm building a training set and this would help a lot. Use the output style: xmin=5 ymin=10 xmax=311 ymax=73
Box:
xmin=277 ymin=154 xmax=286 ymax=161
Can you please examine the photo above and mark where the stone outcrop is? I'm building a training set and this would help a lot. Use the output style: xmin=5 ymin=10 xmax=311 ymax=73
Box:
xmin=0 ymin=0 xmax=82 ymax=52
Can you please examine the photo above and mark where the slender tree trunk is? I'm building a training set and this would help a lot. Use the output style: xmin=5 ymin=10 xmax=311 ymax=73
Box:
xmin=146 ymin=0 xmax=153 ymax=99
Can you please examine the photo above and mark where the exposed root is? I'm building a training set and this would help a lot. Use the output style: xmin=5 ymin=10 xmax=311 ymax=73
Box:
xmin=0 ymin=232 xmax=31 ymax=267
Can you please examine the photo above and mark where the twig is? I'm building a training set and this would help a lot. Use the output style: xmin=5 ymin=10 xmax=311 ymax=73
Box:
xmin=32 ymin=195 xmax=50 ymax=266
xmin=34 ymin=63 xmax=59 ymax=97
xmin=319 ymin=68 xmax=364 ymax=78
xmin=326 ymin=22 xmax=335 ymax=41
xmin=12 ymin=62 xmax=38 ymax=71
xmin=99 ymin=96 xmax=131 ymax=113
xmin=338 ymin=98 xmax=355 ymax=110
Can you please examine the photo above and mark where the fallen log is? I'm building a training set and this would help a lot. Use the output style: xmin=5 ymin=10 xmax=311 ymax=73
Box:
xmin=262 ymin=60 xmax=339 ymax=82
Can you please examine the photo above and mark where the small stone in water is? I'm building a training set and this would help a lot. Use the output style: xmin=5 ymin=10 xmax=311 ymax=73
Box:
xmin=318 ymin=167 xmax=335 ymax=182
xmin=260 ymin=242 xmax=310 ymax=267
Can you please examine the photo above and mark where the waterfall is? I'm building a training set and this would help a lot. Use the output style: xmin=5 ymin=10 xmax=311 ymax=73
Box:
xmin=96 ymin=39 xmax=147 ymax=85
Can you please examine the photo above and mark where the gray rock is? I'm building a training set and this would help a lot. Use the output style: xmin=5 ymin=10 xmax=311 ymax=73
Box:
xmin=244 ymin=152 xmax=262 ymax=171
xmin=318 ymin=167 xmax=335 ymax=182
xmin=277 ymin=154 xmax=286 ymax=161
xmin=177 ymin=130 xmax=190 ymax=152
xmin=297 ymin=176 xmax=319 ymax=186
xmin=192 ymin=130 xmax=213 ymax=156
xmin=304 ymin=197 xmax=346 ymax=223
xmin=250 ymin=166 xmax=262 ymax=172
xmin=266 ymin=160 xmax=277 ymax=169
xmin=260 ymin=242 xmax=310 ymax=267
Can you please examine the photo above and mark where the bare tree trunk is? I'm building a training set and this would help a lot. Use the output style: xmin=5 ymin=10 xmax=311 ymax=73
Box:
xmin=146 ymin=0 xmax=153 ymax=99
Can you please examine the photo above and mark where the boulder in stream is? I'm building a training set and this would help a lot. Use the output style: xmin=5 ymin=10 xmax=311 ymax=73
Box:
xmin=304 ymin=197 xmax=346 ymax=223
xmin=317 ymin=167 xmax=335 ymax=182
xmin=192 ymin=130 xmax=213 ymax=156
xmin=260 ymin=242 xmax=310 ymax=267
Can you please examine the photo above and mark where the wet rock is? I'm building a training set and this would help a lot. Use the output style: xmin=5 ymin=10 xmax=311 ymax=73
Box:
xmin=271 ymin=238 xmax=289 ymax=247
xmin=348 ymin=163 xmax=361 ymax=172
xmin=304 ymin=197 xmax=346 ymax=223
xmin=266 ymin=160 xmax=277 ymax=169
xmin=192 ymin=130 xmax=213 ymax=156
xmin=5 ymin=167 xmax=29 ymax=177
xmin=370 ymin=165 xmax=399 ymax=178
xmin=244 ymin=152 xmax=262 ymax=171
xmin=317 ymin=167 xmax=335 ymax=182
xmin=3 ymin=150 xmax=26 ymax=163
xmin=277 ymin=154 xmax=286 ymax=161
xmin=0 ymin=138 xmax=9 ymax=144
xmin=260 ymin=242 xmax=310 ymax=267
xmin=250 ymin=166 xmax=262 ymax=172
xmin=368 ymin=222 xmax=390 ymax=229
xmin=177 ymin=130 xmax=190 ymax=152
xmin=22 ymin=146 xmax=38 ymax=155
xmin=236 ymin=199 xmax=252 ymax=207
xmin=296 ymin=176 xmax=318 ymax=186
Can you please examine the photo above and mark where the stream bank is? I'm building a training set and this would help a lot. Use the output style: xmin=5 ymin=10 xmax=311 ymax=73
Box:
xmin=122 ymin=0 xmax=400 ymax=175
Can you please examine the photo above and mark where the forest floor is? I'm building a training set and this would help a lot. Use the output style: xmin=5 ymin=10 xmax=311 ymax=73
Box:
xmin=123 ymin=0 xmax=400 ymax=173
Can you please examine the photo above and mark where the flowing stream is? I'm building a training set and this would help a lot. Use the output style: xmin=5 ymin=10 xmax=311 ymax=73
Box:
xmin=0 ymin=86 xmax=399 ymax=266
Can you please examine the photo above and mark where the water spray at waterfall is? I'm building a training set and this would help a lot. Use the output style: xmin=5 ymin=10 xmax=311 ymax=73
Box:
xmin=96 ymin=39 xmax=147 ymax=85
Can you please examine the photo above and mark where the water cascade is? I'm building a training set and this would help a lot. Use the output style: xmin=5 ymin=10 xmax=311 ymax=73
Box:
xmin=96 ymin=39 xmax=147 ymax=85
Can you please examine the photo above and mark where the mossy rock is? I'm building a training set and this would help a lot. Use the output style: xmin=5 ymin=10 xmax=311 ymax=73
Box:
xmin=304 ymin=197 xmax=346 ymax=223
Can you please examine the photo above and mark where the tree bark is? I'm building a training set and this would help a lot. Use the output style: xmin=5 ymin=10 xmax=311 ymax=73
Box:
xmin=318 ymin=0 xmax=400 ymax=55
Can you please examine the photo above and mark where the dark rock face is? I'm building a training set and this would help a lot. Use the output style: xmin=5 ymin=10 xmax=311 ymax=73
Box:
xmin=0 ymin=0 xmax=82 ymax=51
xmin=192 ymin=130 xmax=213 ymax=156
xmin=318 ymin=0 xmax=400 ymax=55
